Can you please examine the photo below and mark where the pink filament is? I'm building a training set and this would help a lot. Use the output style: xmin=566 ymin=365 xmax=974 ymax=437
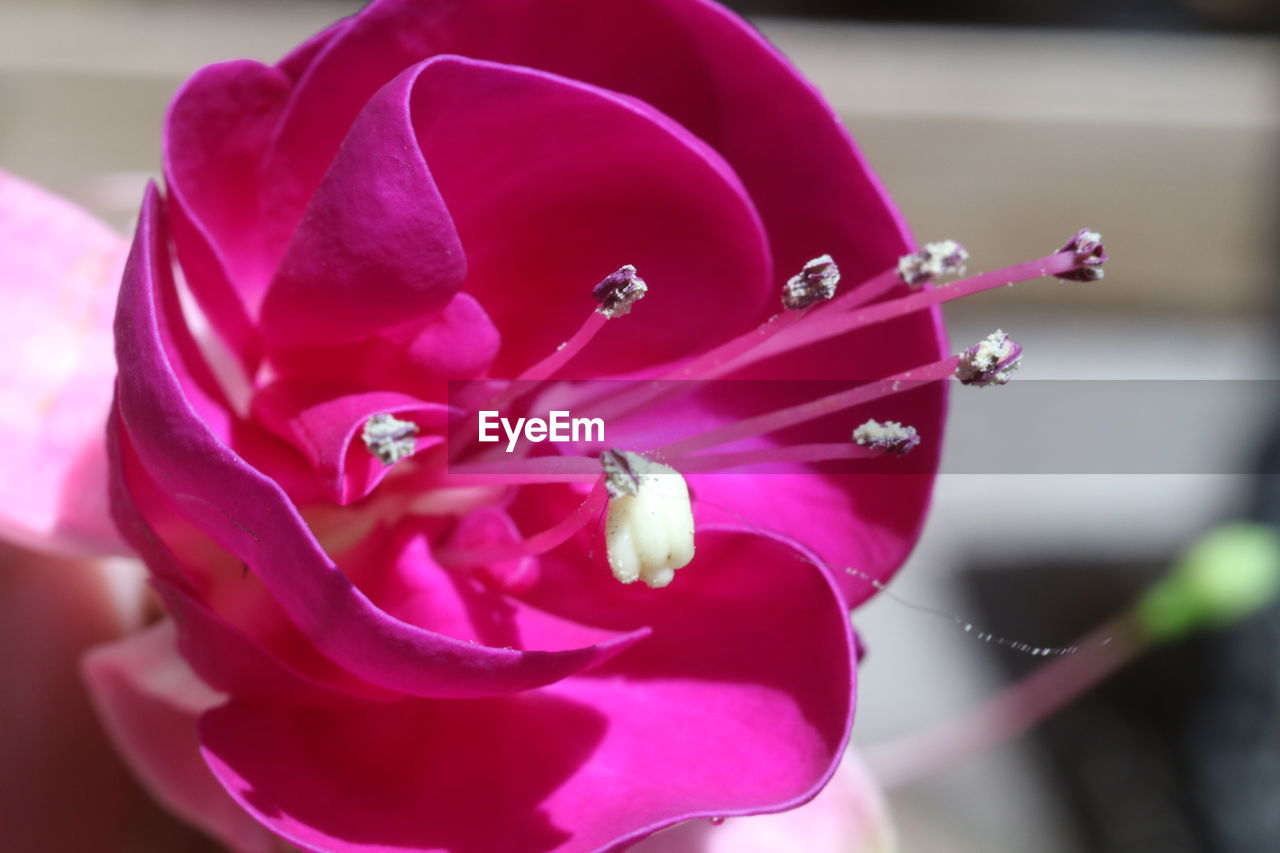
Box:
xmin=659 ymin=356 xmax=960 ymax=457
xmin=438 ymin=478 xmax=607 ymax=567
xmin=673 ymin=441 xmax=884 ymax=472
xmin=745 ymin=250 xmax=1078 ymax=369
xmin=514 ymin=311 xmax=609 ymax=384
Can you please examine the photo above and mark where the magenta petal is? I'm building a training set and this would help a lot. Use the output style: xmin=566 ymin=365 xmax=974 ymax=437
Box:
xmin=397 ymin=292 xmax=501 ymax=382
xmin=252 ymin=382 xmax=451 ymax=505
xmin=164 ymin=60 xmax=292 ymax=365
xmin=266 ymin=0 xmax=909 ymax=286
xmin=83 ymin=621 xmax=276 ymax=853
xmin=406 ymin=55 xmax=772 ymax=376
xmin=349 ymin=522 xmax=634 ymax=654
xmin=117 ymin=184 xmax=646 ymax=699
xmin=258 ymin=64 xmax=466 ymax=349
xmin=0 ymin=170 xmax=128 ymax=556
xmin=631 ymin=749 xmax=894 ymax=852
xmin=198 ymin=529 xmax=852 ymax=853
xmin=153 ymin=578 xmax=394 ymax=706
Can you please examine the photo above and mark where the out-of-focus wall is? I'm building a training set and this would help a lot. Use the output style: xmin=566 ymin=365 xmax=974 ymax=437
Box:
xmin=3 ymin=1 xmax=1277 ymax=317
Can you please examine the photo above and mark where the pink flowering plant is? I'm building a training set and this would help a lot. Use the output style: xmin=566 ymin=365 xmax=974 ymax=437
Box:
xmin=0 ymin=1 xmax=1110 ymax=851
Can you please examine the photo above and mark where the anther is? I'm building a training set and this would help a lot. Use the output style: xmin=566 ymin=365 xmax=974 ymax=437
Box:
xmin=361 ymin=413 xmax=419 ymax=465
xmin=852 ymin=419 xmax=921 ymax=455
xmin=1054 ymin=228 xmax=1107 ymax=281
xmin=896 ymin=240 xmax=969 ymax=287
xmin=593 ymin=265 xmax=648 ymax=317
xmin=956 ymin=330 xmax=1022 ymax=387
xmin=601 ymin=449 xmax=695 ymax=588
xmin=782 ymin=254 xmax=841 ymax=310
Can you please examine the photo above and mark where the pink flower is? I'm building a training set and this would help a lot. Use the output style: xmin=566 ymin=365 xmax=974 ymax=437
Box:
xmin=97 ymin=0 xmax=1119 ymax=850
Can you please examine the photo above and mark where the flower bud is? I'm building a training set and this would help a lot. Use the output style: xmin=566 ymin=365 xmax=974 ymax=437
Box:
xmin=1137 ymin=522 xmax=1280 ymax=642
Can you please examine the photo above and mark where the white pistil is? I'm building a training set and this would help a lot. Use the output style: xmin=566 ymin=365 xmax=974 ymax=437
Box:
xmin=896 ymin=240 xmax=969 ymax=287
xmin=361 ymin=413 xmax=418 ymax=466
xmin=601 ymin=449 xmax=695 ymax=589
xmin=852 ymin=419 xmax=921 ymax=455
xmin=782 ymin=254 xmax=841 ymax=310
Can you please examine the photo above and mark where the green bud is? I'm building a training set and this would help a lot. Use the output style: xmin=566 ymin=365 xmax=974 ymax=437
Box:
xmin=1137 ymin=522 xmax=1280 ymax=643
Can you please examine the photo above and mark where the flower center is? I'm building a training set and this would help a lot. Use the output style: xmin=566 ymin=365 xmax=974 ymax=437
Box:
xmin=394 ymin=231 xmax=1105 ymax=586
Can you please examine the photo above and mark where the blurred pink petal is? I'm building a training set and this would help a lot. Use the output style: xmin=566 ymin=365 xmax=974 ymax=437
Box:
xmin=83 ymin=619 xmax=277 ymax=853
xmin=632 ymin=748 xmax=896 ymax=853
xmin=0 ymin=170 xmax=129 ymax=556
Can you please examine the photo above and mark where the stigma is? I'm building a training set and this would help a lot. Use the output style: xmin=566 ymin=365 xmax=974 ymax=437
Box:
xmin=600 ymin=449 xmax=695 ymax=588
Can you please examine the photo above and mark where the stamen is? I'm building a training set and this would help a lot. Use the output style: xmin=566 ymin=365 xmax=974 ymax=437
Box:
xmin=746 ymin=245 xmax=1088 ymax=369
xmin=513 ymin=311 xmax=608 ymax=384
xmin=593 ymin=264 xmax=648 ymax=318
xmin=955 ymin=329 xmax=1022 ymax=387
xmin=781 ymin=254 xmax=841 ymax=310
xmin=583 ymin=255 xmax=833 ymax=423
xmin=362 ymin=413 xmax=418 ymax=466
xmin=674 ymin=440 xmax=890 ymax=473
xmin=602 ymin=450 xmax=695 ymax=588
xmin=600 ymin=447 xmax=643 ymax=498
xmin=1055 ymin=228 xmax=1107 ymax=281
xmin=445 ymin=455 xmax=601 ymax=486
xmin=852 ymin=419 xmax=921 ymax=455
xmin=896 ymin=240 xmax=969 ymax=287
xmin=659 ymin=357 xmax=959 ymax=457
xmin=437 ymin=478 xmax=607 ymax=567
xmin=513 ymin=265 xmax=645 ymax=384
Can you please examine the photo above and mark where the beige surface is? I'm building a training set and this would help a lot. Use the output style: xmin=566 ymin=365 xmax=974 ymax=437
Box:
xmin=2 ymin=1 xmax=1277 ymax=316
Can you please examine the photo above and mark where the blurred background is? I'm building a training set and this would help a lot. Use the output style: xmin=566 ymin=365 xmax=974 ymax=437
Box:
xmin=2 ymin=1 xmax=1278 ymax=850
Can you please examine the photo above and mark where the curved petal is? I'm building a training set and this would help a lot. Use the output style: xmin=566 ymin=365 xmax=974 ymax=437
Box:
xmin=258 ymin=65 xmax=466 ymax=349
xmin=631 ymin=748 xmax=896 ymax=852
xmin=153 ymin=578 xmax=394 ymax=706
xmin=0 ymin=170 xmax=128 ymax=556
xmin=197 ymin=529 xmax=853 ymax=852
xmin=262 ymin=0 xmax=925 ymax=286
xmin=164 ymin=60 xmax=291 ymax=365
xmin=116 ymin=185 xmax=647 ymax=699
xmin=252 ymin=383 xmax=451 ymax=505
xmin=262 ymin=291 xmax=502 ymax=401
xmin=406 ymin=55 xmax=773 ymax=376
xmin=82 ymin=621 xmax=276 ymax=853
xmin=250 ymin=0 xmax=947 ymax=595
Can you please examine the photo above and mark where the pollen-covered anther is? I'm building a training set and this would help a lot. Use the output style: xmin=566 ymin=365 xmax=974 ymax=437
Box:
xmin=852 ymin=419 xmax=921 ymax=455
xmin=592 ymin=265 xmax=648 ymax=318
xmin=1055 ymin=228 xmax=1107 ymax=281
xmin=956 ymin=329 xmax=1023 ymax=387
xmin=600 ymin=449 xmax=695 ymax=589
xmin=896 ymin=240 xmax=969 ymax=287
xmin=781 ymin=254 xmax=841 ymax=310
xmin=361 ymin=413 xmax=419 ymax=466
